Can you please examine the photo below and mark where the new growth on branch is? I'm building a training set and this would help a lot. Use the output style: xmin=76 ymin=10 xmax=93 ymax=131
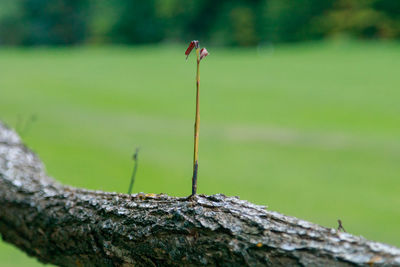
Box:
xmin=185 ymin=40 xmax=208 ymax=197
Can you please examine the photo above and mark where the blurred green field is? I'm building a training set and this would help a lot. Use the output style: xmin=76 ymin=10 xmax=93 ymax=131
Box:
xmin=1 ymin=42 xmax=400 ymax=266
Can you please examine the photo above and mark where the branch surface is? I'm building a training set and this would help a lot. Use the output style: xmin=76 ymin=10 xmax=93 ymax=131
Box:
xmin=0 ymin=121 xmax=399 ymax=266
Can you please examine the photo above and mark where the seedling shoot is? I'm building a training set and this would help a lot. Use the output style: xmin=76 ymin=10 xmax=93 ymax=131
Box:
xmin=185 ymin=40 xmax=208 ymax=196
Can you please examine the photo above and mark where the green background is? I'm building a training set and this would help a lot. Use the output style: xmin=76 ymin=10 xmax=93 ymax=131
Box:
xmin=1 ymin=42 xmax=399 ymax=266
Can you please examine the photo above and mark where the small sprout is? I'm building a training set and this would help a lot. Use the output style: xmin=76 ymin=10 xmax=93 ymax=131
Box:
xmin=185 ymin=40 xmax=209 ymax=197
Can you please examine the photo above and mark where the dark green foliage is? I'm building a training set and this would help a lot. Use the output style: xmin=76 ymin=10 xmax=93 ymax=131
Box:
xmin=0 ymin=0 xmax=89 ymax=45
xmin=110 ymin=0 xmax=164 ymax=44
xmin=263 ymin=0 xmax=336 ymax=42
xmin=311 ymin=0 xmax=400 ymax=40
xmin=0 ymin=0 xmax=399 ymax=46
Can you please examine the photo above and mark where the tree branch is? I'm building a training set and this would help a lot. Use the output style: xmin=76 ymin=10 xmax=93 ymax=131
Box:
xmin=0 ymin=121 xmax=399 ymax=266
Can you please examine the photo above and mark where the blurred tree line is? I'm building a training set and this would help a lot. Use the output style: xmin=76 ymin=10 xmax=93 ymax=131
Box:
xmin=0 ymin=0 xmax=399 ymax=46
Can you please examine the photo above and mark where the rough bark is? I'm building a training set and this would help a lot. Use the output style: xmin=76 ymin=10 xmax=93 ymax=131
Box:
xmin=0 ymin=121 xmax=399 ymax=267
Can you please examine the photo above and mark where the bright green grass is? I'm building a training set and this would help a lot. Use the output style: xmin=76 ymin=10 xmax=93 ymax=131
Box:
xmin=0 ymin=42 xmax=400 ymax=266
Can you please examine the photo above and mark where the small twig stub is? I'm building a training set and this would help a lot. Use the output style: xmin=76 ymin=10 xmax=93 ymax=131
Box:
xmin=337 ymin=219 xmax=346 ymax=232
xmin=127 ymin=148 xmax=139 ymax=194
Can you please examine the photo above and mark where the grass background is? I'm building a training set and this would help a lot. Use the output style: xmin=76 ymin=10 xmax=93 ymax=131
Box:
xmin=0 ymin=42 xmax=399 ymax=266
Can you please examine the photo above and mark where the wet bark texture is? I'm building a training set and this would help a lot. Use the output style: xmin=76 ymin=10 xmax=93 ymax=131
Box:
xmin=0 ymin=121 xmax=399 ymax=267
